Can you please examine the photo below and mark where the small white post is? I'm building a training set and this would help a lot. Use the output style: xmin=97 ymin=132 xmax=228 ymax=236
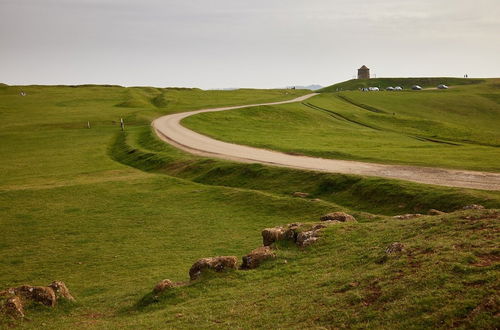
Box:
xmin=120 ymin=118 xmax=124 ymax=131
xmin=87 ymin=121 xmax=91 ymax=129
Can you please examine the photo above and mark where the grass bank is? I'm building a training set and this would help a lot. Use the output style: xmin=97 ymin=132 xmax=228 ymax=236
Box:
xmin=110 ymin=126 xmax=500 ymax=216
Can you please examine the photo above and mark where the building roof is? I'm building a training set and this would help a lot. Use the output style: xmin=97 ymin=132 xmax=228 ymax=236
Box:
xmin=359 ymin=65 xmax=369 ymax=70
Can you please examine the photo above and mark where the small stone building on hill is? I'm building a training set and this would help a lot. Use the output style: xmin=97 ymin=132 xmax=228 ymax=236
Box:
xmin=357 ymin=65 xmax=370 ymax=79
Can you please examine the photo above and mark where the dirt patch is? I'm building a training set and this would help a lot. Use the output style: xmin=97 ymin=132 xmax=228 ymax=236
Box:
xmin=428 ymin=209 xmax=446 ymax=215
xmin=471 ymin=253 xmax=500 ymax=267
xmin=362 ymin=281 xmax=382 ymax=306
xmin=393 ymin=214 xmax=423 ymax=220
xmin=292 ymin=192 xmax=310 ymax=198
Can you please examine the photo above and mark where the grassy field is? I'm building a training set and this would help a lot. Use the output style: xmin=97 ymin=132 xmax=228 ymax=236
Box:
xmin=0 ymin=83 xmax=499 ymax=328
xmin=183 ymin=78 xmax=500 ymax=171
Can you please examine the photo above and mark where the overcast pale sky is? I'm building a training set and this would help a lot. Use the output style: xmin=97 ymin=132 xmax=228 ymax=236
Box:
xmin=1 ymin=0 xmax=499 ymax=88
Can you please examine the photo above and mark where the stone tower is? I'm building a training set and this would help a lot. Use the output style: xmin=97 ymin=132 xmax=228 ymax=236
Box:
xmin=357 ymin=65 xmax=370 ymax=79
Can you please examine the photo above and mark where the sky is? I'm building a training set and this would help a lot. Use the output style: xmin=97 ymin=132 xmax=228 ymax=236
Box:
xmin=1 ymin=0 xmax=499 ymax=89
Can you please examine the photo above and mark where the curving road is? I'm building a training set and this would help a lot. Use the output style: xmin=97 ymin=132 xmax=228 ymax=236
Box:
xmin=152 ymin=93 xmax=500 ymax=191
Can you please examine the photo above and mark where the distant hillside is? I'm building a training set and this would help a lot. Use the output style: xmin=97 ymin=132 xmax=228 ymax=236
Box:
xmin=295 ymin=84 xmax=323 ymax=90
xmin=319 ymin=77 xmax=484 ymax=92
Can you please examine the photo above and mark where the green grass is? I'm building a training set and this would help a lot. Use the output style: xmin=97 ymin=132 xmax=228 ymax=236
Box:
xmin=0 ymin=83 xmax=498 ymax=328
xmin=183 ymin=78 xmax=500 ymax=171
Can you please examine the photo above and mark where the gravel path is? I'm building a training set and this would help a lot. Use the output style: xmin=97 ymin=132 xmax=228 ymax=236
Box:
xmin=152 ymin=94 xmax=500 ymax=191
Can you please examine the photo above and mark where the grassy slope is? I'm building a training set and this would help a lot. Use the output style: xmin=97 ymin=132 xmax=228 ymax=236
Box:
xmin=123 ymin=209 xmax=500 ymax=329
xmin=183 ymin=79 xmax=500 ymax=171
xmin=0 ymin=84 xmax=498 ymax=328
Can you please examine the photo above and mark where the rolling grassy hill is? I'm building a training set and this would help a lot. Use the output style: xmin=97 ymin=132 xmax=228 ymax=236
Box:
xmin=0 ymin=83 xmax=498 ymax=328
xmin=183 ymin=78 xmax=500 ymax=172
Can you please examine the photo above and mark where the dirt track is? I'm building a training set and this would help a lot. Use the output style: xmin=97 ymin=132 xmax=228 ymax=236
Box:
xmin=152 ymin=93 xmax=500 ymax=191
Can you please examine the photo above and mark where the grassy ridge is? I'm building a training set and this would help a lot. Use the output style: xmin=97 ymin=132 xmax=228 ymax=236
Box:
xmin=183 ymin=79 xmax=500 ymax=171
xmin=319 ymin=77 xmax=485 ymax=92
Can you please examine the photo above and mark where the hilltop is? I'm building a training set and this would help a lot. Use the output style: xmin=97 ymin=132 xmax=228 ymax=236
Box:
xmin=319 ymin=77 xmax=485 ymax=92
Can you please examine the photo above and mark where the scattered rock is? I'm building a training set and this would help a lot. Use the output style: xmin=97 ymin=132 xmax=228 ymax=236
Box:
xmin=49 ymin=281 xmax=75 ymax=302
xmin=189 ymin=256 xmax=238 ymax=280
xmin=284 ymin=223 xmax=302 ymax=241
xmin=428 ymin=209 xmax=446 ymax=216
xmin=153 ymin=279 xmax=175 ymax=294
xmin=241 ymin=246 xmax=276 ymax=269
xmin=262 ymin=226 xmax=286 ymax=246
xmin=320 ymin=212 xmax=356 ymax=222
xmin=311 ymin=198 xmax=322 ymax=202
xmin=14 ymin=286 xmax=56 ymax=307
xmin=4 ymin=296 xmax=24 ymax=318
xmin=262 ymin=223 xmax=303 ymax=246
xmin=1 ymin=281 xmax=74 ymax=319
xmin=393 ymin=214 xmax=423 ymax=220
xmin=462 ymin=204 xmax=485 ymax=210
xmin=296 ymin=230 xmax=320 ymax=247
xmin=292 ymin=192 xmax=310 ymax=198
xmin=385 ymin=242 xmax=405 ymax=254
xmin=262 ymin=221 xmax=338 ymax=248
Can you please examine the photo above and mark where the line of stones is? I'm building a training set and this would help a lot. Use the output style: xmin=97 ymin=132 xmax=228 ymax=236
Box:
xmin=152 ymin=212 xmax=357 ymax=295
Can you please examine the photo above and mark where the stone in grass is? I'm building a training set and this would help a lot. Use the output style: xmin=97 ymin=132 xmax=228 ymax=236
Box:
xmin=292 ymin=192 xmax=310 ymax=198
xmin=320 ymin=212 xmax=356 ymax=222
xmin=49 ymin=281 xmax=75 ymax=302
xmin=241 ymin=246 xmax=276 ymax=269
xmin=296 ymin=230 xmax=321 ymax=247
xmin=385 ymin=242 xmax=405 ymax=254
xmin=393 ymin=214 xmax=423 ymax=220
xmin=153 ymin=279 xmax=175 ymax=294
xmin=284 ymin=223 xmax=303 ymax=241
xmin=262 ymin=226 xmax=286 ymax=246
xmin=189 ymin=256 xmax=238 ymax=281
xmin=462 ymin=204 xmax=485 ymax=210
xmin=4 ymin=296 xmax=25 ymax=318
xmin=428 ymin=209 xmax=446 ymax=216
xmin=261 ymin=223 xmax=302 ymax=246
xmin=13 ymin=286 xmax=56 ymax=307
